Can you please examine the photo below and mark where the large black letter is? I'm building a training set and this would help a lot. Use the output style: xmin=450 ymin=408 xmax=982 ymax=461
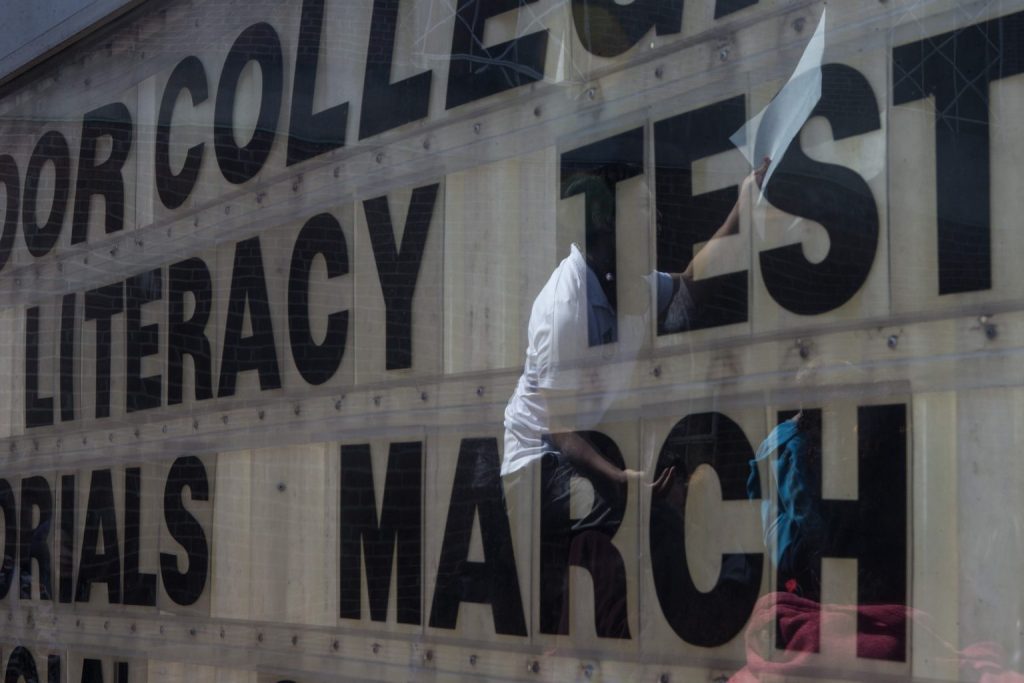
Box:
xmin=362 ymin=184 xmax=436 ymax=370
xmin=75 ymin=469 xmax=121 ymax=603
xmin=5 ymin=647 xmax=38 ymax=683
xmin=655 ymin=96 xmax=748 ymax=333
xmin=760 ymin=64 xmax=880 ymax=315
xmin=19 ymin=476 xmax=53 ymax=600
xmin=25 ymin=306 xmax=54 ymax=429
xmin=445 ymin=0 xmax=548 ymax=110
xmin=540 ymin=431 xmax=630 ymax=638
xmin=72 ymin=102 xmax=133 ymax=243
xmin=0 ymin=479 xmax=15 ymax=599
xmin=562 ymin=128 xmax=644 ymax=341
xmin=22 ymin=131 xmax=70 ymax=258
xmin=428 ymin=438 xmax=527 ymax=635
xmin=215 ymin=23 xmax=283 ymax=184
xmin=359 ymin=0 xmax=431 ymax=138
xmin=217 ymin=238 xmax=281 ymax=397
xmin=59 ymin=293 xmax=76 ymax=422
xmin=287 ymin=0 xmax=348 ymax=165
xmin=649 ymin=412 xmax=762 ymax=647
xmin=0 ymin=155 xmax=20 ymax=272
xmin=570 ymin=0 xmax=681 ymax=58
xmin=340 ymin=442 xmax=422 ymax=624
xmin=156 ymin=56 xmax=208 ymax=209
xmin=123 ymin=468 xmax=157 ymax=605
xmin=758 ymin=407 xmax=908 ymax=660
xmin=893 ymin=12 xmax=1024 ymax=294
xmin=289 ymin=213 xmax=349 ymax=385
xmin=126 ymin=269 xmax=162 ymax=413
xmin=58 ymin=475 xmax=74 ymax=603
xmin=84 ymin=282 xmax=124 ymax=419
xmin=160 ymin=456 xmax=209 ymax=606
xmin=167 ymin=258 xmax=213 ymax=404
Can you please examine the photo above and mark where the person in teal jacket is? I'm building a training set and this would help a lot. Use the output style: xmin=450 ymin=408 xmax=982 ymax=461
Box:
xmin=747 ymin=411 xmax=826 ymax=598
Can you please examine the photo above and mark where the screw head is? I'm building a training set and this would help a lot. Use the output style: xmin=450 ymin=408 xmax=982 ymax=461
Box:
xmin=887 ymin=335 xmax=898 ymax=349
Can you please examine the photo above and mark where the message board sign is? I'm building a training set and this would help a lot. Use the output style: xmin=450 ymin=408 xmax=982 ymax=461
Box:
xmin=0 ymin=0 xmax=1021 ymax=681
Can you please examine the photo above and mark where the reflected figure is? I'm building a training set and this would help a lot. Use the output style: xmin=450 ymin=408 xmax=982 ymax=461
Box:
xmin=503 ymin=159 xmax=768 ymax=638
xmin=747 ymin=410 xmax=825 ymax=600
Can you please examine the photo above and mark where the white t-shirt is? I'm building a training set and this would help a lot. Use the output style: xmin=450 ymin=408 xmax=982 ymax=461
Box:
xmin=502 ymin=245 xmax=683 ymax=476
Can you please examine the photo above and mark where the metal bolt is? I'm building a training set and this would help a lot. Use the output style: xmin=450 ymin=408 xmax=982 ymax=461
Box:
xmin=796 ymin=339 xmax=810 ymax=360
xmin=372 ymin=643 xmax=380 ymax=654
xmin=222 ymin=415 xmax=229 ymax=424
xmin=108 ymin=433 xmax=114 ymax=442
xmin=422 ymin=138 xmax=431 ymax=150
xmin=423 ymin=649 xmax=433 ymax=663
xmin=277 ymin=482 xmax=286 ymax=492
xmin=528 ymin=660 xmax=540 ymax=674
xmin=469 ymin=655 xmax=477 ymax=666
xmin=420 ymin=391 xmax=428 ymax=402
xmin=192 ymin=419 xmax=199 ymax=430
xmin=189 ymin=628 xmax=197 ymax=636
xmin=719 ymin=47 xmax=730 ymax=61
xmin=131 ymin=623 xmax=137 ymax=633
xmin=375 ymin=152 xmax=384 ymax=164
xmin=258 ymin=410 xmax=265 ymax=420
xmin=887 ymin=335 xmax=898 ymax=349
xmin=533 ymin=106 xmax=542 ymax=117
xmin=985 ymin=323 xmax=998 ymax=340
xmin=256 ymin=192 xmax=265 ymax=204
xmin=473 ymin=122 xmax=482 ymax=134
xmin=586 ymin=87 xmax=596 ymax=100
xmin=582 ymin=663 xmax=594 ymax=679
xmin=660 ymin=674 xmax=670 ymax=683
xmin=655 ymin=65 xmax=664 ymax=78
xmin=332 ymin=640 xmax=339 ymax=651
xmin=134 ymin=428 xmax=140 ymax=438
xmin=161 ymin=425 xmax=167 ymax=434
xmin=292 ymin=178 xmax=301 ymax=191
xmin=293 ymin=404 xmax=301 ymax=416
xmin=333 ymin=166 xmax=340 ymax=178
xmin=476 ymin=386 xmax=485 ymax=397
xmin=335 ymin=399 xmax=343 ymax=410
xmin=224 ymin=205 xmax=231 ymax=215
xmin=652 ymin=365 xmax=662 ymax=378
xmin=291 ymin=635 xmax=298 ymax=646
xmin=257 ymin=633 xmax=264 ymax=643
xmin=373 ymin=396 xmax=382 ymax=407
xmin=793 ymin=17 xmax=806 ymax=32
xmin=220 ymin=628 xmax=226 ymax=639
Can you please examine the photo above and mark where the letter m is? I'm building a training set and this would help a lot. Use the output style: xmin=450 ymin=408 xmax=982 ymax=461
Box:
xmin=340 ymin=442 xmax=422 ymax=624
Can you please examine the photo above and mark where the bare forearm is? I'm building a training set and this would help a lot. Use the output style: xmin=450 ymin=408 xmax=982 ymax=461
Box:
xmin=549 ymin=431 xmax=627 ymax=484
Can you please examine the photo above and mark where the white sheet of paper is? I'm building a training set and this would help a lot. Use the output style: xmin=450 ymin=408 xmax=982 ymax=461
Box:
xmin=730 ymin=8 xmax=827 ymax=210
